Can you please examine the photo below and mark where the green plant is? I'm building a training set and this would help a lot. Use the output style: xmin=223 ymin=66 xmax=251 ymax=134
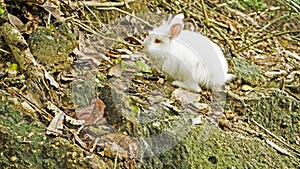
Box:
xmin=239 ymin=0 xmax=267 ymax=11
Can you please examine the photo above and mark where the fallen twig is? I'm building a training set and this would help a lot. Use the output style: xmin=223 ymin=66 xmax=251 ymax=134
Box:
xmin=252 ymin=119 xmax=300 ymax=157
xmin=224 ymin=5 xmax=259 ymax=26
xmin=187 ymin=9 xmax=236 ymax=56
xmin=97 ymin=7 xmax=152 ymax=28
xmin=236 ymin=30 xmax=300 ymax=53
xmin=200 ymin=0 xmax=210 ymax=27
xmin=260 ymin=13 xmax=291 ymax=31
xmin=71 ymin=18 xmax=141 ymax=48
xmin=114 ymin=146 xmax=119 ymax=169
xmin=7 ymin=86 xmax=53 ymax=121
xmin=281 ymin=0 xmax=300 ymax=14
xmin=211 ymin=24 xmax=237 ymax=56
xmin=74 ymin=0 xmax=135 ymax=7
xmin=81 ymin=3 xmax=109 ymax=32
xmin=0 ymin=48 xmax=10 ymax=54
xmin=265 ymin=139 xmax=295 ymax=157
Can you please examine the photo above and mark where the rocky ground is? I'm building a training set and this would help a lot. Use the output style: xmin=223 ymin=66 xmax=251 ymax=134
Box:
xmin=0 ymin=0 xmax=299 ymax=168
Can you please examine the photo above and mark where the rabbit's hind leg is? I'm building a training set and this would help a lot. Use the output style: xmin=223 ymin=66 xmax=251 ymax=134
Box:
xmin=172 ymin=80 xmax=201 ymax=93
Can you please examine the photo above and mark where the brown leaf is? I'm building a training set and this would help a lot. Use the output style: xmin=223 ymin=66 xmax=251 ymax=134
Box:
xmin=223 ymin=20 xmax=239 ymax=33
xmin=75 ymin=97 xmax=106 ymax=125
xmin=100 ymin=133 xmax=138 ymax=159
xmin=40 ymin=1 xmax=65 ymax=22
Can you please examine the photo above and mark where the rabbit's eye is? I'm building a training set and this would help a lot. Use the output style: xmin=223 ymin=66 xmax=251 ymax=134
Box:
xmin=154 ymin=39 xmax=161 ymax=44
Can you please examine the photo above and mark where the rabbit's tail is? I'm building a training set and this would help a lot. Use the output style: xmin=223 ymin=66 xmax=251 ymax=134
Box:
xmin=225 ymin=74 xmax=235 ymax=81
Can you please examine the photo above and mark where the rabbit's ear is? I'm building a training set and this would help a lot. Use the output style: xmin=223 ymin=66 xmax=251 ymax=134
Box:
xmin=168 ymin=14 xmax=184 ymax=24
xmin=169 ymin=23 xmax=183 ymax=39
xmin=166 ymin=14 xmax=173 ymax=24
xmin=173 ymin=14 xmax=184 ymax=21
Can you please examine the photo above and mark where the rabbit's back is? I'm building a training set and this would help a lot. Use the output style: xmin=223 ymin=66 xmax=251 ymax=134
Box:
xmin=176 ymin=31 xmax=229 ymax=88
xmin=163 ymin=36 xmax=212 ymax=88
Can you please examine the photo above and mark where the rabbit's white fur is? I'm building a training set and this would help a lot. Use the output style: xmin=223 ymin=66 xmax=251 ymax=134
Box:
xmin=143 ymin=14 xmax=233 ymax=92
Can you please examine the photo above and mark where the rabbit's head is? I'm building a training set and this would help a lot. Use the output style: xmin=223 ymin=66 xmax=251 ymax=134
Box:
xmin=143 ymin=14 xmax=184 ymax=60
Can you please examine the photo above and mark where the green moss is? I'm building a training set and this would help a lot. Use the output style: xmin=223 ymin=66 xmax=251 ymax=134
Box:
xmin=245 ymin=89 xmax=300 ymax=144
xmin=28 ymin=26 xmax=76 ymax=70
xmin=231 ymin=57 xmax=263 ymax=86
xmin=0 ymin=90 xmax=106 ymax=169
xmin=139 ymin=123 xmax=299 ymax=168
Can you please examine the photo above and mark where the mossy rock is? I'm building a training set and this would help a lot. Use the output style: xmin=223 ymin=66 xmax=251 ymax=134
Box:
xmin=28 ymin=25 xmax=76 ymax=70
xmin=137 ymin=124 xmax=299 ymax=169
xmin=231 ymin=57 xmax=263 ymax=86
xmin=232 ymin=88 xmax=300 ymax=144
xmin=0 ymin=90 xmax=107 ymax=169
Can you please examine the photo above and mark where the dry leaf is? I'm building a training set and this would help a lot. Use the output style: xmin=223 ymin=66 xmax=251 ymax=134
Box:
xmin=65 ymin=114 xmax=85 ymax=125
xmin=23 ymin=90 xmax=43 ymax=109
xmin=69 ymin=129 xmax=88 ymax=149
xmin=60 ymin=0 xmax=77 ymax=10
xmin=76 ymin=97 xmax=106 ymax=125
xmin=171 ymin=88 xmax=200 ymax=104
xmin=100 ymin=133 xmax=138 ymax=159
xmin=108 ymin=63 xmax=122 ymax=77
xmin=46 ymin=112 xmax=64 ymax=136
xmin=8 ymin=14 xmax=24 ymax=30
xmin=43 ymin=68 xmax=59 ymax=88
xmin=191 ymin=115 xmax=204 ymax=125
xmin=73 ymin=47 xmax=106 ymax=66
xmin=104 ymin=142 xmax=128 ymax=159
xmin=223 ymin=20 xmax=238 ymax=33
xmin=40 ymin=1 xmax=65 ymax=22
xmin=156 ymin=78 xmax=164 ymax=85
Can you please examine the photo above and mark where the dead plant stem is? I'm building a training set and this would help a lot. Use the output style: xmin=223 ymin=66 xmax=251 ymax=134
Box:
xmin=97 ymin=7 xmax=152 ymax=28
xmin=75 ymin=0 xmax=135 ymax=7
xmin=252 ymin=119 xmax=300 ymax=157
xmin=237 ymin=30 xmax=300 ymax=53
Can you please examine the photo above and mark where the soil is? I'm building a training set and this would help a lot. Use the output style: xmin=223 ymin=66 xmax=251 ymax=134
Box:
xmin=0 ymin=0 xmax=299 ymax=168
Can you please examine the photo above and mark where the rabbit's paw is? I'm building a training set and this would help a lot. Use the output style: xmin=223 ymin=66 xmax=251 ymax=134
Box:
xmin=172 ymin=81 xmax=201 ymax=93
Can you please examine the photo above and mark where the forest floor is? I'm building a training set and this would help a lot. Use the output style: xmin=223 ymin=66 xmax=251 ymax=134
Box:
xmin=0 ymin=0 xmax=299 ymax=168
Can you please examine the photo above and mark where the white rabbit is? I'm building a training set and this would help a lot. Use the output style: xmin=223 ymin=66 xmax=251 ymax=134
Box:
xmin=143 ymin=14 xmax=234 ymax=92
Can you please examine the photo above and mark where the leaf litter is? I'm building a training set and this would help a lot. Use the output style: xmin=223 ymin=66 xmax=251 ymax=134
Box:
xmin=2 ymin=0 xmax=300 ymax=167
xmin=75 ymin=96 xmax=106 ymax=125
